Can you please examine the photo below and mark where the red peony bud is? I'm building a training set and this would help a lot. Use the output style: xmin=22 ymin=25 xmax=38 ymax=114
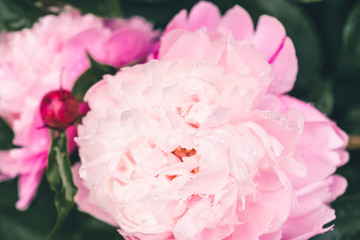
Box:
xmin=40 ymin=89 xmax=79 ymax=130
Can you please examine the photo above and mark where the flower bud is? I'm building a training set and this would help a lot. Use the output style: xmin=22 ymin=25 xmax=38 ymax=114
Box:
xmin=40 ymin=90 xmax=79 ymax=130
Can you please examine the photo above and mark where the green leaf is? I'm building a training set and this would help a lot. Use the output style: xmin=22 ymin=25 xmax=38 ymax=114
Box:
xmin=71 ymin=53 xmax=117 ymax=101
xmin=338 ymin=0 xmax=360 ymax=78
xmin=46 ymin=130 xmax=77 ymax=236
xmin=0 ymin=179 xmax=121 ymax=240
xmin=290 ymin=0 xmax=323 ymax=3
xmin=122 ymin=0 xmax=177 ymax=2
xmin=58 ymin=0 xmax=122 ymax=17
xmin=306 ymin=80 xmax=334 ymax=115
xmin=0 ymin=117 xmax=20 ymax=150
xmin=71 ymin=212 xmax=125 ymax=240
xmin=121 ymin=0 xmax=197 ymax=28
xmin=342 ymin=105 xmax=360 ymax=135
xmin=0 ymin=0 xmax=50 ymax=31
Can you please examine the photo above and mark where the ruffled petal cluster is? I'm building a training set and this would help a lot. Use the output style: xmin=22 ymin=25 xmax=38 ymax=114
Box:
xmin=74 ymin=2 xmax=348 ymax=239
xmin=0 ymin=8 xmax=158 ymax=209
xmin=162 ymin=1 xmax=297 ymax=95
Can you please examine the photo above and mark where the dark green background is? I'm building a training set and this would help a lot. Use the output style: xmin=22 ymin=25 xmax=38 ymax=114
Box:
xmin=0 ymin=0 xmax=359 ymax=239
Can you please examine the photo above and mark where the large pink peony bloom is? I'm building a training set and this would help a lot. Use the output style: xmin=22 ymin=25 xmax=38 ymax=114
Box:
xmin=74 ymin=2 xmax=348 ymax=240
xmin=0 ymin=8 xmax=158 ymax=210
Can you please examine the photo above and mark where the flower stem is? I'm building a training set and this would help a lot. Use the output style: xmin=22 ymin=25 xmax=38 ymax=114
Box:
xmin=347 ymin=135 xmax=360 ymax=150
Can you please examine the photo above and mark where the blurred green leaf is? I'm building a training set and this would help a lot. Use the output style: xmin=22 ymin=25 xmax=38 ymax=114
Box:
xmin=0 ymin=117 xmax=20 ymax=150
xmin=342 ymin=105 xmax=360 ymax=135
xmin=0 ymin=0 xmax=49 ymax=31
xmin=121 ymin=0 xmax=197 ymax=28
xmin=69 ymin=212 xmax=124 ymax=240
xmin=338 ymin=0 xmax=360 ymax=78
xmin=122 ymin=0 xmax=176 ymax=2
xmin=0 ymin=180 xmax=69 ymax=240
xmin=46 ymin=131 xmax=77 ymax=236
xmin=306 ymin=80 xmax=334 ymax=115
xmin=0 ymin=179 xmax=122 ymax=240
xmin=290 ymin=0 xmax=323 ymax=3
xmin=0 ymin=213 xmax=55 ymax=240
xmin=71 ymin=53 xmax=117 ymax=101
xmin=58 ymin=0 xmax=122 ymax=17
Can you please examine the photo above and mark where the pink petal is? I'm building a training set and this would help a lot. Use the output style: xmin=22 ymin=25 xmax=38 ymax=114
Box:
xmin=0 ymin=174 xmax=11 ymax=181
xmin=229 ymin=189 xmax=291 ymax=239
xmin=72 ymin=163 xmax=118 ymax=226
xmin=15 ymin=153 xmax=47 ymax=210
xmin=253 ymin=16 xmax=297 ymax=94
xmin=106 ymin=28 xmax=146 ymax=66
xmin=106 ymin=21 xmax=158 ymax=67
xmin=259 ymin=229 xmax=283 ymax=240
xmin=187 ymin=1 xmax=221 ymax=31
xmin=300 ymin=122 xmax=348 ymax=151
xmin=290 ymin=149 xmax=347 ymax=190
xmin=61 ymin=29 xmax=106 ymax=88
xmin=164 ymin=10 xmax=188 ymax=33
xmin=291 ymin=176 xmax=346 ymax=218
xmin=253 ymin=15 xmax=286 ymax=62
xmin=281 ymin=96 xmax=349 ymax=150
xmin=328 ymin=175 xmax=347 ymax=202
xmin=280 ymin=96 xmax=325 ymax=122
xmin=283 ymin=205 xmax=335 ymax=240
xmin=159 ymin=30 xmax=209 ymax=60
xmin=267 ymin=38 xmax=298 ymax=94
xmin=202 ymin=224 xmax=235 ymax=240
xmin=218 ymin=5 xmax=254 ymax=41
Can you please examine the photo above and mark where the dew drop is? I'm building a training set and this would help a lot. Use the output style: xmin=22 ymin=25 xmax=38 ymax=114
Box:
xmin=149 ymin=139 xmax=156 ymax=148
xmin=215 ymin=129 xmax=224 ymax=135
xmin=287 ymin=125 xmax=295 ymax=132
xmin=261 ymin=113 xmax=269 ymax=119
xmin=297 ymin=128 xmax=303 ymax=135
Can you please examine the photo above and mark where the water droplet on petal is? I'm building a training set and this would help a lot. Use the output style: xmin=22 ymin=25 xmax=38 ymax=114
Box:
xmin=287 ymin=125 xmax=295 ymax=132
xmin=149 ymin=139 xmax=156 ymax=148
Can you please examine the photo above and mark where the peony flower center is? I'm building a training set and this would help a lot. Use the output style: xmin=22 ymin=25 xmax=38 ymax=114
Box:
xmin=172 ymin=147 xmax=197 ymax=161
xmin=40 ymin=89 xmax=79 ymax=130
xmin=166 ymin=147 xmax=199 ymax=181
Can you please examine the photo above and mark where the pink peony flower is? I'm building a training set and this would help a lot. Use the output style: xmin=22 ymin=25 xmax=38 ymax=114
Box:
xmin=0 ymin=8 xmax=158 ymax=210
xmin=74 ymin=2 xmax=348 ymax=239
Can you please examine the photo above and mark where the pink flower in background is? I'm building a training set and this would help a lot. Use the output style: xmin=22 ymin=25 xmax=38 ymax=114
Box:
xmin=0 ymin=8 xmax=158 ymax=210
xmin=73 ymin=2 xmax=348 ymax=240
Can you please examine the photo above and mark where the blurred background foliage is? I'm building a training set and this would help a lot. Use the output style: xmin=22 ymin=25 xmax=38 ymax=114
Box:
xmin=0 ymin=0 xmax=359 ymax=239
